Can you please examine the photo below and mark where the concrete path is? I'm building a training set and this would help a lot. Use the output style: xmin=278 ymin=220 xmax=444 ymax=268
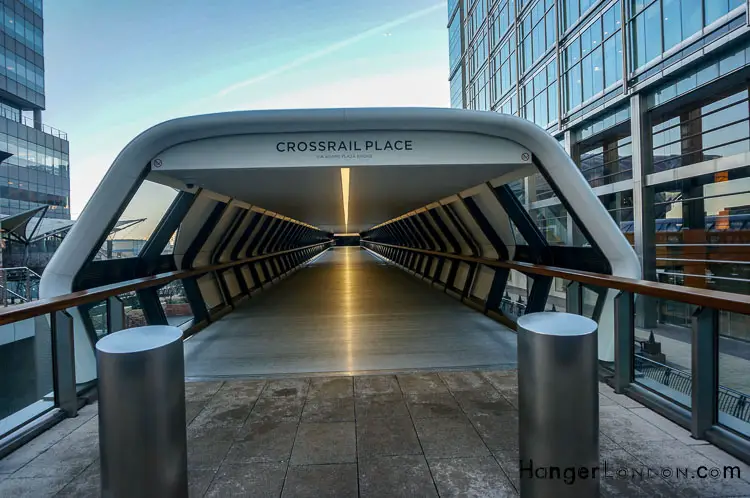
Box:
xmin=1 ymin=370 xmax=749 ymax=497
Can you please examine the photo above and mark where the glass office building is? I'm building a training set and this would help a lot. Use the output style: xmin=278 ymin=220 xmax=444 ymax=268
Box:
xmin=449 ymin=1 xmax=750 ymax=322
xmin=0 ymin=0 xmax=69 ymax=220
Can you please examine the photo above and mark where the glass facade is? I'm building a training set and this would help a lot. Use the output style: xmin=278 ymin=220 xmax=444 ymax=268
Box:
xmin=629 ymin=0 xmax=743 ymax=71
xmin=451 ymin=0 xmax=750 ymax=422
xmin=563 ymin=1 xmax=622 ymax=112
xmin=519 ymin=0 xmax=555 ymax=74
xmin=0 ymin=0 xmax=70 ymax=219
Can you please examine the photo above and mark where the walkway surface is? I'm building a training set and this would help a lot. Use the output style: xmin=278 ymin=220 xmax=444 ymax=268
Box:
xmin=1 ymin=370 xmax=749 ymax=497
xmin=184 ymin=247 xmax=518 ymax=378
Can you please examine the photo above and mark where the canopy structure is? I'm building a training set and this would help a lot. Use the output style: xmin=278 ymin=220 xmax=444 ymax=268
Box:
xmin=40 ymin=107 xmax=640 ymax=383
xmin=0 ymin=205 xmax=47 ymax=244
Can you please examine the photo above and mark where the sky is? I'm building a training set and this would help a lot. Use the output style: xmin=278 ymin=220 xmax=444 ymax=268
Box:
xmin=42 ymin=0 xmax=451 ymax=218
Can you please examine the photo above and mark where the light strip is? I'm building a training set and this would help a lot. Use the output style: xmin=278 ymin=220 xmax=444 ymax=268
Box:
xmin=341 ymin=167 xmax=350 ymax=232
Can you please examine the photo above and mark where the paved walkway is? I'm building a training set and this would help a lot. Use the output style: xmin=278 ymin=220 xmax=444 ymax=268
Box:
xmin=1 ymin=370 xmax=749 ymax=497
xmin=184 ymin=247 xmax=517 ymax=378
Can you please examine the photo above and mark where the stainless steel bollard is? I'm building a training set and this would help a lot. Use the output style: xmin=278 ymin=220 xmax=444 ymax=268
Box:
xmin=96 ymin=326 xmax=187 ymax=498
xmin=517 ymin=312 xmax=599 ymax=498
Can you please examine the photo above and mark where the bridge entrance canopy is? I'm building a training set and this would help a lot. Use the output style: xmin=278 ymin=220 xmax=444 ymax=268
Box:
xmin=40 ymin=108 xmax=640 ymax=383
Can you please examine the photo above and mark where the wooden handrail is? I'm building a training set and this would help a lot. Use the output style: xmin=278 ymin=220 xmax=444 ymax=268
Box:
xmin=0 ymin=242 xmax=331 ymax=326
xmin=364 ymin=241 xmax=750 ymax=315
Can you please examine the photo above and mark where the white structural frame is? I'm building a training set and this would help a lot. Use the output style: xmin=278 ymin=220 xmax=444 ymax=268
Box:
xmin=40 ymin=107 xmax=641 ymax=381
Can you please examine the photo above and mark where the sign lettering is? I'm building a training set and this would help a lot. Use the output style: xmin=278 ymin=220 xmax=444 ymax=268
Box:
xmin=276 ymin=140 xmax=413 ymax=153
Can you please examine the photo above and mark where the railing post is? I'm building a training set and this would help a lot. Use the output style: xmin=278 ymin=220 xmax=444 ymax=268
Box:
xmin=486 ymin=267 xmax=510 ymax=312
xmin=1 ymin=269 xmax=6 ymax=306
xmin=614 ymin=291 xmax=634 ymax=394
xmin=432 ymin=257 xmax=445 ymax=284
xmin=525 ymin=275 xmax=552 ymax=313
xmin=107 ymin=296 xmax=126 ymax=333
xmin=691 ymin=306 xmax=718 ymax=439
xmin=137 ymin=288 xmax=169 ymax=325
xmin=182 ymin=277 xmax=209 ymax=324
xmin=52 ymin=310 xmax=77 ymax=417
xmin=461 ymin=262 xmax=477 ymax=300
xmin=566 ymin=281 xmax=583 ymax=315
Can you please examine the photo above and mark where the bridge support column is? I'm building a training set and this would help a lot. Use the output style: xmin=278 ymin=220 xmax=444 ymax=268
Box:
xmin=518 ymin=312 xmax=599 ymax=498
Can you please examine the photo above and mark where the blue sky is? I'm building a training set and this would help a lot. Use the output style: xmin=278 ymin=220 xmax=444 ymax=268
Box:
xmin=42 ymin=0 xmax=450 ymax=216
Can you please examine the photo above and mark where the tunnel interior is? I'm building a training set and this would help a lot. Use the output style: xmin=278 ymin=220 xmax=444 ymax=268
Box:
xmin=39 ymin=108 xmax=640 ymax=383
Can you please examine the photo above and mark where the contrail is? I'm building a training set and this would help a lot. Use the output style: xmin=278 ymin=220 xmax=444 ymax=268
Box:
xmin=216 ymin=2 xmax=445 ymax=97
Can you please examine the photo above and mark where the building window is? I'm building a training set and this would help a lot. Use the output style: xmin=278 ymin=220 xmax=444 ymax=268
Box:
xmin=490 ymin=0 xmax=514 ymax=51
xmin=521 ymin=56 xmax=558 ymax=128
xmin=448 ymin=0 xmax=460 ymax=16
xmin=563 ymin=1 xmax=622 ymax=113
xmin=0 ymin=49 xmax=45 ymax=93
xmin=449 ymin=14 xmax=462 ymax=72
xmin=652 ymin=88 xmax=750 ymax=173
xmin=629 ymin=0 xmax=743 ymax=72
xmin=562 ymin=0 xmax=599 ymax=30
xmin=519 ymin=0 xmax=555 ymax=75
xmin=600 ymin=190 xmax=634 ymax=228
xmin=468 ymin=66 xmax=491 ymax=111
xmin=468 ymin=0 xmax=486 ymax=41
xmin=579 ymin=134 xmax=633 ymax=187
xmin=705 ymin=0 xmax=744 ymax=26
xmin=468 ymin=29 xmax=489 ymax=81
xmin=0 ymin=102 xmax=20 ymax=122
xmin=652 ymin=41 xmax=750 ymax=108
xmin=491 ymin=32 xmax=517 ymax=105
xmin=654 ymin=176 xmax=750 ymax=296
xmin=451 ymin=71 xmax=464 ymax=108
xmin=529 ymin=203 xmax=570 ymax=245
xmin=498 ymin=92 xmax=517 ymax=115
xmin=0 ymin=5 xmax=44 ymax=55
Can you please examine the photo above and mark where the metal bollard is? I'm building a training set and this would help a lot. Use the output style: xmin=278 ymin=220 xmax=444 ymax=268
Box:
xmin=517 ymin=312 xmax=599 ymax=498
xmin=96 ymin=326 xmax=187 ymax=498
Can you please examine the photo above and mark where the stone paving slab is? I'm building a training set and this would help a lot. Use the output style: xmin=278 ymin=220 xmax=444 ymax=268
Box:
xmin=359 ymin=455 xmax=437 ymax=498
xmin=1 ymin=369 xmax=749 ymax=497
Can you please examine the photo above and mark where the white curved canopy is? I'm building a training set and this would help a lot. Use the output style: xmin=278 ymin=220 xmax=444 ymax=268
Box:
xmin=40 ymin=107 xmax=641 ymax=380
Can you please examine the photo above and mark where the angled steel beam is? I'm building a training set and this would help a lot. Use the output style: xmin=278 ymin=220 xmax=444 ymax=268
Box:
xmin=231 ymin=212 xmax=262 ymax=260
xmin=140 ymin=192 xmax=196 ymax=261
xmin=245 ymin=215 xmax=274 ymax=258
xmin=441 ymin=203 xmax=480 ymax=256
xmin=531 ymin=156 xmax=610 ymax=272
xmin=181 ymin=201 xmax=229 ymax=270
xmin=491 ymin=184 xmax=551 ymax=264
xmin=419 ymin=212 xmax=446 ymax=252
xmin=460 ymin=195 xmax=510 ymax=260
xmin=212 ymin=208 xmax=248 ymax=264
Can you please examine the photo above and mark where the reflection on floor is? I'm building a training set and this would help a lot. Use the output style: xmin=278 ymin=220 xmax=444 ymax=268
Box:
xmin=1 ymin=370 xmax=749 ymax=497
xmin=184 ymin=247 xmax=517 ymax=378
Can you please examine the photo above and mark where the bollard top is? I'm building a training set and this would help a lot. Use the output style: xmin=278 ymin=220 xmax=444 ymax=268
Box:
xmin=517 ymin=312 xmax=596 ymax=336
xmin=96 ymin=326 xmax=183 ymax=354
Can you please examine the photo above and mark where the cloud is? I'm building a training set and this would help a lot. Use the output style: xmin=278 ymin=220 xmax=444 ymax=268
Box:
xmin=215 ymin=2 xmax=445 ymax=98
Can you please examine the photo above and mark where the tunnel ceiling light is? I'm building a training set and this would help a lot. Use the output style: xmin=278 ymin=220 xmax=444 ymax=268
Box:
xmin=341 ymin=167 xmax=350 ymax=232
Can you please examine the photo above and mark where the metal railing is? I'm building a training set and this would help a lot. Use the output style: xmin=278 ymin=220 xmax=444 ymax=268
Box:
xmin=635 ymin=355 xmax=750 ymax=424
xmin=0 ymin=266 xmax=41 ymax=305
xmin=0 ymin=106 xmax=68 ymax=140
xmin=0 ymin=241 xmax=330 ymax=450
xmin=362 ymin=240 xmax=750 ymax=463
